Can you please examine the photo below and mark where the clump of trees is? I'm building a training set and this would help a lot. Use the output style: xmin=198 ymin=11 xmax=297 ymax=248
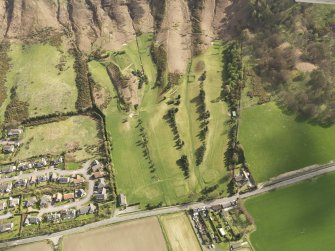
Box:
xmin=148 ymin=0 xmax=166 ymax=30
xmin=163 ymin=107 xmax=184 ymax=149
xmin=0 ymin=42 xmax=10 ymax=108
xmin=177 ymin=154 xmax=190 ymax=178
xmin=151 ymin=43 xmax=167 ymax=89
xmin=137 ymin=119 xmax=155 ymax=174
xmin=4 ymin=86 xmax=29 ymax=126
xmin=132 ymin=70 xmax=148 ymax=89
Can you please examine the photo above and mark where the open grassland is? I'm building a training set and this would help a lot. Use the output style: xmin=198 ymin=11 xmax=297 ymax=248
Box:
xmin=239 ymin=102 xmax=335 ymax=182
xmin=7 ymin=241 xmax=53 ymax=251
xmin=160 ymin=213 xmax=202 ymax=251
xmin=12 ymin=116 xmax=102 ymax=162
xmin=0 ymin=43 xmax=77 ymax=122
xmin=61 ymin=217 xmax=168 ymax=251
xmin=245 ymin=172 xmax=335 ymax=251
xmin=89 ymin=36 xmax=230 ymax=206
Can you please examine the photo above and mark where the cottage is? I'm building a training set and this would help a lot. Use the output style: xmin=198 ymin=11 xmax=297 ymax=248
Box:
xmin=50 ymin=172 xmax=58 ymax=182
xmin=40 ymin=195 xmax=52 ymax=208
xmin=46 ymin=213 xmax=61 ymax=223
xmin=63 ymin=193 xmax=75 ymax=201
xmin=0 ymin=182 xmax=12 ymax=193
xmin=53 ymin=192 xmax=63 ymax=202
xmin=24 ymin=215 xmax=41 ymax=225
xmin=9 ymin=197 xmax=20 ymax=207
xmin=73 ymin=174 xmax=85 ymax=184
xmin=1 ymin=165 xmax=16 ymax=174
xmin=0 ymin=223 xmax=13 ymax=233
xmin=7 ymin=129 xmax=23 ymax=137
xmin=3 ymin=145 xmax=15 ymax=153
xmin=77 ymin=203 xmax=96 ymax=215
xmin=62 ymin=209 xmax=76 ymax=220
xmin=25 ymin=197 xmax=37 ymax=208
xmin=0 ymin=201 xmax=7 ymax=211
xmin=58 ymin=177 xmax=71 ymax=184
xmin=93 ymin=171 xmax=106 ymax=179
xmin=118 ymin=194 xmax=127 ymax=208
xmin=14 ymin=179 xmax=28 ymax=187
xmin=75 ymin=189 xmax=86 ymax=198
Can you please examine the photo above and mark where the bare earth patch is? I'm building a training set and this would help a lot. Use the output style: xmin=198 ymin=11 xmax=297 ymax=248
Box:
xmin=296 ymin=62 xmax=318 ymax=72
xmin=7 ymin=241 xmax=53 ymax=251
xmin=200 ymin=0 xmax=216 ymax=49
xmin=62 ymin=217 xmax=168 ymax=251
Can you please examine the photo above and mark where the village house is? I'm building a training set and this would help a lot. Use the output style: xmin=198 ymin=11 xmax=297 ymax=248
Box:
xmin=62 ymin=209 xmax=76 ymax=220
xmin=9 ymin=197 xmax=20 ymax=208
xmin=17 ymin=163 xmax=33 ymax=171
xmin=7 ymin=129 xmax=23 ymax=137
xmin=50 ymin=172 xmax=58 ymax=182
xmin=58 ymin=177 xmax=71 ymax=184
xmin=0 ymin=182 xmax=12 ymax=193
xmin=93 ymin=171 xmax=106 ymax=179
xmin=53 ymin=192 xmax=63 ymax=202
xmin=25 ymin=197 xmax=38 ymax=208
xmin=77 ymin=203 xmax=96 ymax=216
xmin=40 ymin=195 xmax=52 ymax=208
xmin=24 ymin=215 xmax=41 ymax=225
xmin=72 ymin=174 xmax=85 ymax=184
xmin=95 ymin=178 xmax=106 ymax=191
xmin=95 ymin=188 xmax=107 ymax=201
xmin=3 ymin=145 xmax=15 ymax=153
xmin=33 ymin=158 xmax=47 ymax=168
xmin=118 ymin=194 xmax=127 ymax=208
xmin=37 ymin=175 xmax=48 ymax=184
xmin=14 ymin=179 xmax=28 ymax=187
xmin=91 ymin=160 xmax=103 ymax=172
xmin=0 ymin=165 xmax=16 ymax=174
xmin=30 ymin=176 xmax=37 ymax=185
xmin=63 ymin=192 xmax=75 ymax=201
xmin=51 ymin=156 xmax=63 ymax=166
xmin=75 ymin=189 xmax=86 ymax=198
xmin=46 ymin=213 xmax=61 ymax=223
xmin=0 ymin=223 xmax=14 ymax=233
xmin=0 ymin=201 xmax=7 ymax=211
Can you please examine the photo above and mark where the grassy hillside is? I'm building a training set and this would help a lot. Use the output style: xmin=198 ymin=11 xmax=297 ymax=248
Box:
xmin=245 ymin=172 xmax=335 ymax=251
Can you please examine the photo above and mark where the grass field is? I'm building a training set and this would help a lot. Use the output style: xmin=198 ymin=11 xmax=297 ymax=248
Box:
xmin=245 ymin=172 xmax=335 ymax=251
xmin=7 ymin=241 xmax=53 ymax=251
xmin=12 ymin=116 xmax=102 ymax=162
xmin=61 ymin=217 xmax=168 ymax=251
xmin=89 ymin=37 xmax=230 ymax=206
xmin=239 ymin=102 xmax=335 ymax=182
xmin=160 ymin=213 xmax=202 ymax=251
xmin=0 ymin=43 xmax=77 ymax=122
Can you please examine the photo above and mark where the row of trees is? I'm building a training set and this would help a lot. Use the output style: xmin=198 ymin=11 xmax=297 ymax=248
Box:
xmin=164 ymin=107 xmax=184 ymax=149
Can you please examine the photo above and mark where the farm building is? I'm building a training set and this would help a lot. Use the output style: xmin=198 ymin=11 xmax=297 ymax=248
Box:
xmin=118 ymin=194 xmax=127 ymax=208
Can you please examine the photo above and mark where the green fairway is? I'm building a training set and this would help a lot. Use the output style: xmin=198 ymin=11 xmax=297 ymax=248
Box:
xmin=239 ymin=102 xmax=335 ymax=182
xmin=89 ymin=37 xmax=230 ymax=206
xmin=245 ymin=172 xmax=335 ymax=251
xmin=12 ymin=116 xmax=102 ymax=162
xmin=0 ymin=43 xmax=77 ymax=122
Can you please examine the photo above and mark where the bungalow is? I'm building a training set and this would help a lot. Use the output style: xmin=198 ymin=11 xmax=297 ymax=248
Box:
xmin=77 ymin=203 xmax=96 ymax=216
xmin=53 ymin=192 xmax=63 ymax=202
xmin=1 ymin=165 xmax=16 ymax=174
xmin=14 ymin=179 xmax=28 ymax=187
xmin=0 ymin=182 xmax=12 ymax=193
xmin=0 ymin=223 xmax=14 ymax=233
xmin=93 ymin=171 xmax=106 ymax=179
xmin=18 ymin=163 xmax=32 ymax=171
xmin=24 ymin=215 xmax=41 ymax=225
xmin=9 ymin=197 xmax=20 ymax=208
xmin=3 ymin=145 xmax=15 ymax=153
xmin=72 ymin=175 xmax=85 ymax=184
xmin=40 ymin=195 xmax=52 ymax=208
xmin=37 ymin=175 xmax=48 ymax=183
xmin=62 ymin=209 xmax=76 ymax=220
xmin=50 ymin=172 xmax=58 ymax=182
xmin=51 ymin=156 xmax=63 ymax=166
xmin=46 ymin=213 xmax=61 ymax=223
xmin=33 ymin=158 xmax=47 ymax=168
xmin=0 ymin=201 xmax=7 ymax=211
xmin=25 ymin=197 xmax=37 ymax=208
xmin=75 ymin=189 xmax=86 ymax=198
xmin=63 ymin=192 xmax=75 ymax=201
xmin=58 ymin=177 xmax=71 ymax=184
xmin=7 ymin=128 xmax=23 ymax=137
xmin=95 ymin=188 xmax=107 ymax=201
xmin=118 ymin=194 xmax=127 ymax=208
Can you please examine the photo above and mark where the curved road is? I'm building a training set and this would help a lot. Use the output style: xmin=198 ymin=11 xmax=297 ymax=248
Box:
xmin=1 ymin=162 xmax=335 ymax=249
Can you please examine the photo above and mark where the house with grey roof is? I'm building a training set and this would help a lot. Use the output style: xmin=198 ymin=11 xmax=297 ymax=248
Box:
xmin=40 ymin=195 xmax=52 ymax=208
xmin=14 ymin=179 xmax=28 ymax=187
xmin=0 ymin=223 xmax=13 ymax=233
xmin=75 ymin=189 xmax=86 ymax=198
xmin=95 ymin=188 xmax=107 ymax=201
xmin=46 ymin=213 xmax=61 ymax=223
xmin=25 ymin=197 xmax=38 ymax=208
xmin=9 ymin=197 xmax=20 ymax=208
xmin=77 ymin=203 xmax=96 ymax=216
xmin=7 ymin=129 xmax=23 ymax=137
xmin=24 ymin=215 xmax=41 ymax=225
xmin=118 ymin=194 xmax=127 ymax=208
xmin=3 ymin=145 xmax=15 ymax=153
xmin=62 ymin=209 xmax=76 ymax=220
xmin=58 ymin=177 xmax=71 ymax=184
xmin=0 ymin=165 xmax=16 ymax=174
xmin=0 ymin=182 xmax=12 ymax=193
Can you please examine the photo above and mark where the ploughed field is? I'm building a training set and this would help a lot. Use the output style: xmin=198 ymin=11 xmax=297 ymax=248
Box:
xmin=61 ymin=217 xmax=168 ymax=251
xmin=239 ymin=102 xmax=335 ymax=182
xmin=245 ymin=172 xmax=335 ymax=251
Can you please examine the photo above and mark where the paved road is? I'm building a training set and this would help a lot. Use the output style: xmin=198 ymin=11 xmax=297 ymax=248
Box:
xmin=296 ymin=0 xmax=335 ymax=4
xmin=2 ymin=162 xmax=335 ymax=248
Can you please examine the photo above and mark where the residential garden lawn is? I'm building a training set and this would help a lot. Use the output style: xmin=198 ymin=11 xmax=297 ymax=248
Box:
xmin=65 ymin=162 xmax=81 ymax=170
xmin=239 ymin=102 xmax=335 ymax=182
xmin=0 ymin=215 xmax=21 ymax=241
xmin=89 ymin=37 xmax=230 ymax=206
xmin=159 ymin=212 xmax=202 ymax=251
xmin=245 ymin=172 xmax=335 ymax=251
xmin=12 ymin=116 xmax=102 ymax=162
xmin=0 ymin=43 xmax=77 ymax=122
